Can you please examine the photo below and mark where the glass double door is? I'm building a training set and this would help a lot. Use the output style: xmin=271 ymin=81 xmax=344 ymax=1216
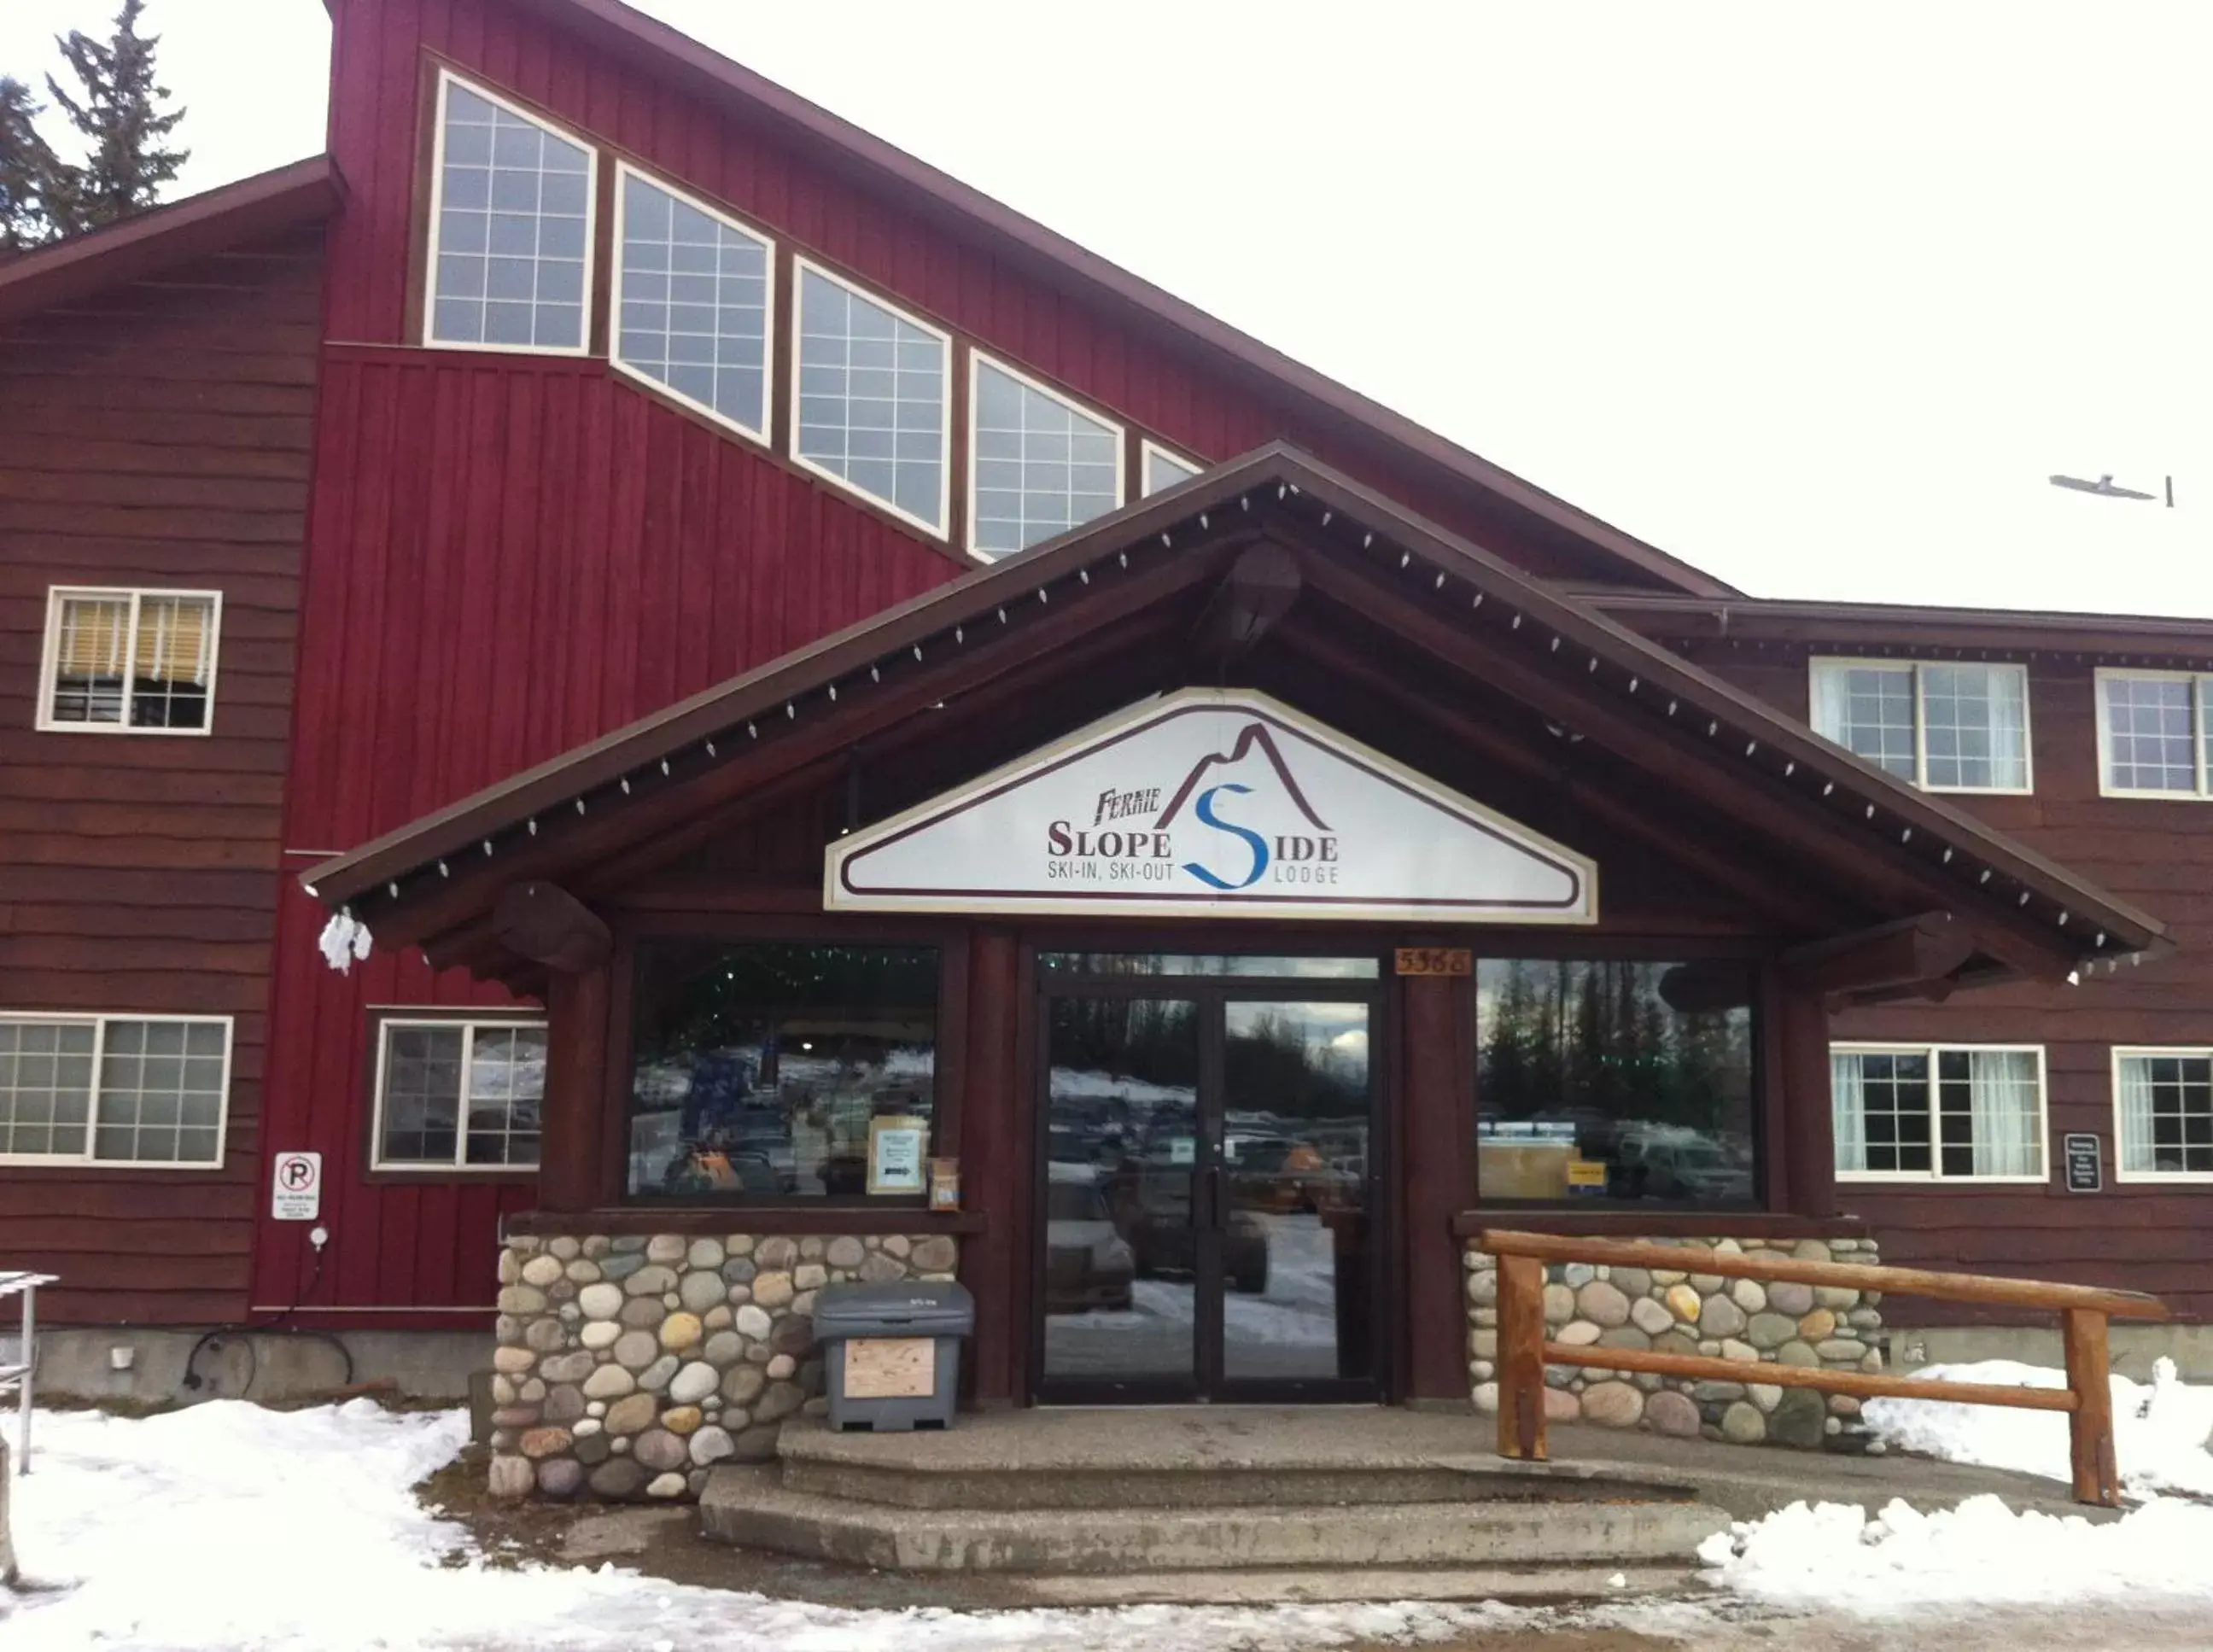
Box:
xmin=1035 ymin=958 xmax=1381 ymax=1404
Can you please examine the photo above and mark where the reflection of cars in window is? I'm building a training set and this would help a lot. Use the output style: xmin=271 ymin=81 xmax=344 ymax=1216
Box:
xmin=1615 ymin=1132 xmax=1755 ymax=1203
xmin=1043 ymin=1165 xmax=1135 ymax=1311
xmin=1101 ymin=1157 xmax=1269 ymax=1295
xmin=1226 ymin=1133 xmax=1352 ymax=1216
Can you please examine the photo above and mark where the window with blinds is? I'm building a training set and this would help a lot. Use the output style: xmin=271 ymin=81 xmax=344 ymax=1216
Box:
xmin=38 ymin=587 xmax=220 ymax=733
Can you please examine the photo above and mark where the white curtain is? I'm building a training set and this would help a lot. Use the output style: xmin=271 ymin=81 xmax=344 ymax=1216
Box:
xmin=1967 ymin=1049 xmax=2040 ymax=1176
xmin=1831 ymin=1052 xmax=1867 ymax=1171
xmin=2117 ymin=1055 xmax=2157 ymax=1173
xmin=1986 ymin=668 xmax=2029 ymax=790
xmin=1810 ymin=663 xmax=1853 ymax=747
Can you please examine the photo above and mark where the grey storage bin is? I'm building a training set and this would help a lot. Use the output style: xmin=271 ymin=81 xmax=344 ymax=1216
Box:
xmin=814 ymin=1280 xmax=975 ymax=1432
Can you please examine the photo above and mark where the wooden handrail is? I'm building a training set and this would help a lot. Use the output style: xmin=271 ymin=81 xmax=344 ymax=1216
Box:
xmin=1479 ymin=1229 xmax=2163 ymax=1507
xmin=1484 ymin=1229 xmax=2171 ymax=1322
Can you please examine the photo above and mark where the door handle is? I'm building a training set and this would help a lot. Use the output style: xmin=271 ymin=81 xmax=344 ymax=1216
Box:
xmin=1200 ymin=1165 xmax=1225 ymax=1231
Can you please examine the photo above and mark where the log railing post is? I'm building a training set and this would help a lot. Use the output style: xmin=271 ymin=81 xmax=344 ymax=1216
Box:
xmin=1479 ymin=1229 xmax=2166 ymax=1507
xmin=1495 ymin=1252 xmax=1549 ymax=1462
xmin=2063 ymin=1307 xmax=2118 ymax=1508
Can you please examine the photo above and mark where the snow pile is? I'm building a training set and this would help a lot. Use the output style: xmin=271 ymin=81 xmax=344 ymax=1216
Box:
xmin=0 ymin=1400 xmax=1527 ymax=1651
xmin=1698 ymin=1493 xmax=2213 ymax=1608
xmin=1861 ymin=1357 xmax=2213 ymax=1498
xmin=1701 ymin=1358 xmax=2213 ymax=1610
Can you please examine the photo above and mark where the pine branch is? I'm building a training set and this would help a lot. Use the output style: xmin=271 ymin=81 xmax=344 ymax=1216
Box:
xmin=44 ymin=0 xmax=190 ymax=233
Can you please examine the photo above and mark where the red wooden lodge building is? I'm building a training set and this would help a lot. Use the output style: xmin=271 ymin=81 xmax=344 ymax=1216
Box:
xmin=1 ymin=0 xmax=2208 ymax=1486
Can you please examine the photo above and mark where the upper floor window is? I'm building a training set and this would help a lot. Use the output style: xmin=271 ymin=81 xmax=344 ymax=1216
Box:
xmin=792 ymin=260 xmax=950 ymax=536
xmin=968 ymin=356 xmax=1124 ymax=561
xmin=612 ymin=163 xmax=774 ymax=443
xmin=38 ymin=587 xmax=219 ymax=734
xmin=1808 ymin=658 xmax=2030 ymax=792
xmin=1832 ymin=1043 xmax=2045 ymax=1182
xmin=425 ymin=72 xmax=596 ymax=355
xmin=372 ymin=1018 xmax=545 ymax=1170
xmin=0 ymin=1014 xmax=231 ymax=1166
xmin=1141 ymin=440 xmax=1201 ymax=497
xmin=2096 ymin=670 xmax=2211 ymax=798
xmin=2113 ymin=1049 xmax=2213 ymax=1180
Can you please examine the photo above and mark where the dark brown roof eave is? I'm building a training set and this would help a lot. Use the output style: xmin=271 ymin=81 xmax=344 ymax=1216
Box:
xmin=301 ymin=442 xmax=2165 ymax=968
xmin=1589 ymin=592 xmax=2213 ymax=655
xmin=0 ymin=155 xmax=342 ymax=324
xmin=471 ymin=0 xmax=1737 ymax=602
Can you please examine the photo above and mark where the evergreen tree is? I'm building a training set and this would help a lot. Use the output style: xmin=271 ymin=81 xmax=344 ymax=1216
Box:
xmin=0 ymin=75 xmax=66 ymax=253
xmin=44 ymin=0 xmax=188 ymax=233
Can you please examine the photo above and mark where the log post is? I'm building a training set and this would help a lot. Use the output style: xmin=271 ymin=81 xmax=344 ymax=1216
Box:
xmin=538 ymin=965 xmax=611 ymax=1214
xmin=1495 ymin=1252 xmax=1549 ymax=1462
xmin=2064 ymin=1307 xmax=2119 ymax=1508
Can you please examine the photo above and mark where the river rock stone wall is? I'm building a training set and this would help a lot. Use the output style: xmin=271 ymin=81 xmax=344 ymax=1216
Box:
xmin=1465 ymin=1235 xmax=1886 ymax=1451
xmin=488 ymin=1230 xmax=959 ymax=1501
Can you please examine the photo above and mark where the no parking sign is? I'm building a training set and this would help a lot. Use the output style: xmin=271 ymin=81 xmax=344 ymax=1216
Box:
xmin=271 ymin=1151 xmax=323 ymax=1221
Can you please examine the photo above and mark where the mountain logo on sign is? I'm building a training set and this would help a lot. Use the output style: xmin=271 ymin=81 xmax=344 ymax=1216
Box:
xmin=1152 ymin=722 xmax=1332 ymax=891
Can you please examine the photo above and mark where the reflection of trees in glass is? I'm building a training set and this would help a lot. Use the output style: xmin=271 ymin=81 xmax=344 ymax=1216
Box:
xmin=1225 ymin=1009 xmax=1363 ymax=1121
xmin=1478 ymin=960 xmax=1750 ymax=1132
xmin=1049 ymin=996 xmax=1200 ymax=1089
xmin=634 ymin=942 xmax=937 ymax=1063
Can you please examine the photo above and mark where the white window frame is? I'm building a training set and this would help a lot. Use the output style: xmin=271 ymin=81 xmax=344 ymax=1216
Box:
xmin=1138 ymin=437 xmax=1202 ymax=496
xmin=2111 ymin=1046 xmax=2213 ymax=1183
xmin=0 ymin=1013 xmax=232 ymax=1169
xmin=1832 ymin=1041 xmax=2050 ymax=1185
xmin=1807 ymin=656 xmax=2035 ymax=795
xmin=35 ymin=586 xmax=223 ymax=738
xmin=788 ymin=255 xmax=954 ymax=540
xmin=609 ymin=158 xmax=776 ymax=448
xmin=965 ymin=351 xmax=1127 ymax=564
xmin=2093 ymin=668 xmax=2212 ymax=801
xmin=370 ymin=1015 xmax=547 ymax=1173
xmin=421 ymin=67 xmax=600 ymax=360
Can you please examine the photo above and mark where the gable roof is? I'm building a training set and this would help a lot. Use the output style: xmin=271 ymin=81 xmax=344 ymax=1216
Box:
xmin=303 ymin=442 xmax=2164 ymax=980
xmin=429 ymin=0 xmax=1737 ymax=600
xmin=0 ymin=156 xmax=340 ymax=324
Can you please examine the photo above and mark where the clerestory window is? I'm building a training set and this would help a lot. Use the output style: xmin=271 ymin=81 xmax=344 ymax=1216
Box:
xmin=424 ymin=71 xmax=597 ymax=354
xmin=611 ymin=163 xmax=774 ymax=443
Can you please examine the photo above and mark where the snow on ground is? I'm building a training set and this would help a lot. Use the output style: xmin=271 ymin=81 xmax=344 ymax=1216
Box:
xmin=8 ymin=1363 xmax=2213 ymax=1647
xmin=1700 ymin=1358 xmax=2213 ymax=1608
xmin=0 ymin=1399 xmax=1532 ymax=1652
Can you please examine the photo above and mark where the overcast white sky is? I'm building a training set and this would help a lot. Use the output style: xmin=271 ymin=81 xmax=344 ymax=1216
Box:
xmin=7 ymin=0 xmax=2212 ymax=615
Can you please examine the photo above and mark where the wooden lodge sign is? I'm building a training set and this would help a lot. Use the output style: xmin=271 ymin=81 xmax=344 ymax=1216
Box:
xmin=826 ymin=690 xmax=1597 ymax=923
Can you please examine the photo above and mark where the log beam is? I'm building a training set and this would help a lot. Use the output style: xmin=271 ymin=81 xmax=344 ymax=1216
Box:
xmin=491 ymin=881 xmax=613 ymax=973
xmin=1188 ymin=540 xmax=1301 ymax=660
xmin=1779 ymin=911 xmax=1976 ymax=999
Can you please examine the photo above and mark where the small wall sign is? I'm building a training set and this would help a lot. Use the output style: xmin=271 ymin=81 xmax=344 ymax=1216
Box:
xmin=2063 ymin=1133 xmax=2103 ymax=1193
xmin=1395 ymin=947 xmax=1473 ymax=977
xmin=929 ymin=1157 xmax=961 ymax=1212
xmin=867 ymin=1115 xmax=930 ymax=1195
xmin=271 ymin=1150 xmax=323 ymax=1221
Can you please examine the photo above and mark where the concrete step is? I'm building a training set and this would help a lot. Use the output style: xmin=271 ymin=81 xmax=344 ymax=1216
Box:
xmin=780 ymin=1453 xmax=1697 ymax=1511
xmin=774 ymin=1411 xmax=1704 ymax=1511
xmin=700 ymin=1464 xmax=1734 ymax=1574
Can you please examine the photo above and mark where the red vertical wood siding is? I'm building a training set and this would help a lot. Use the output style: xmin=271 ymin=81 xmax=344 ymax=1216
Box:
xmin=277 ymin=0 xmax=1674 ymax=1318
xmin=1667 ymin=639 xmax=2213 ymax=1322
xmin=0 ymin=231 xmax=322 ymax=1324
